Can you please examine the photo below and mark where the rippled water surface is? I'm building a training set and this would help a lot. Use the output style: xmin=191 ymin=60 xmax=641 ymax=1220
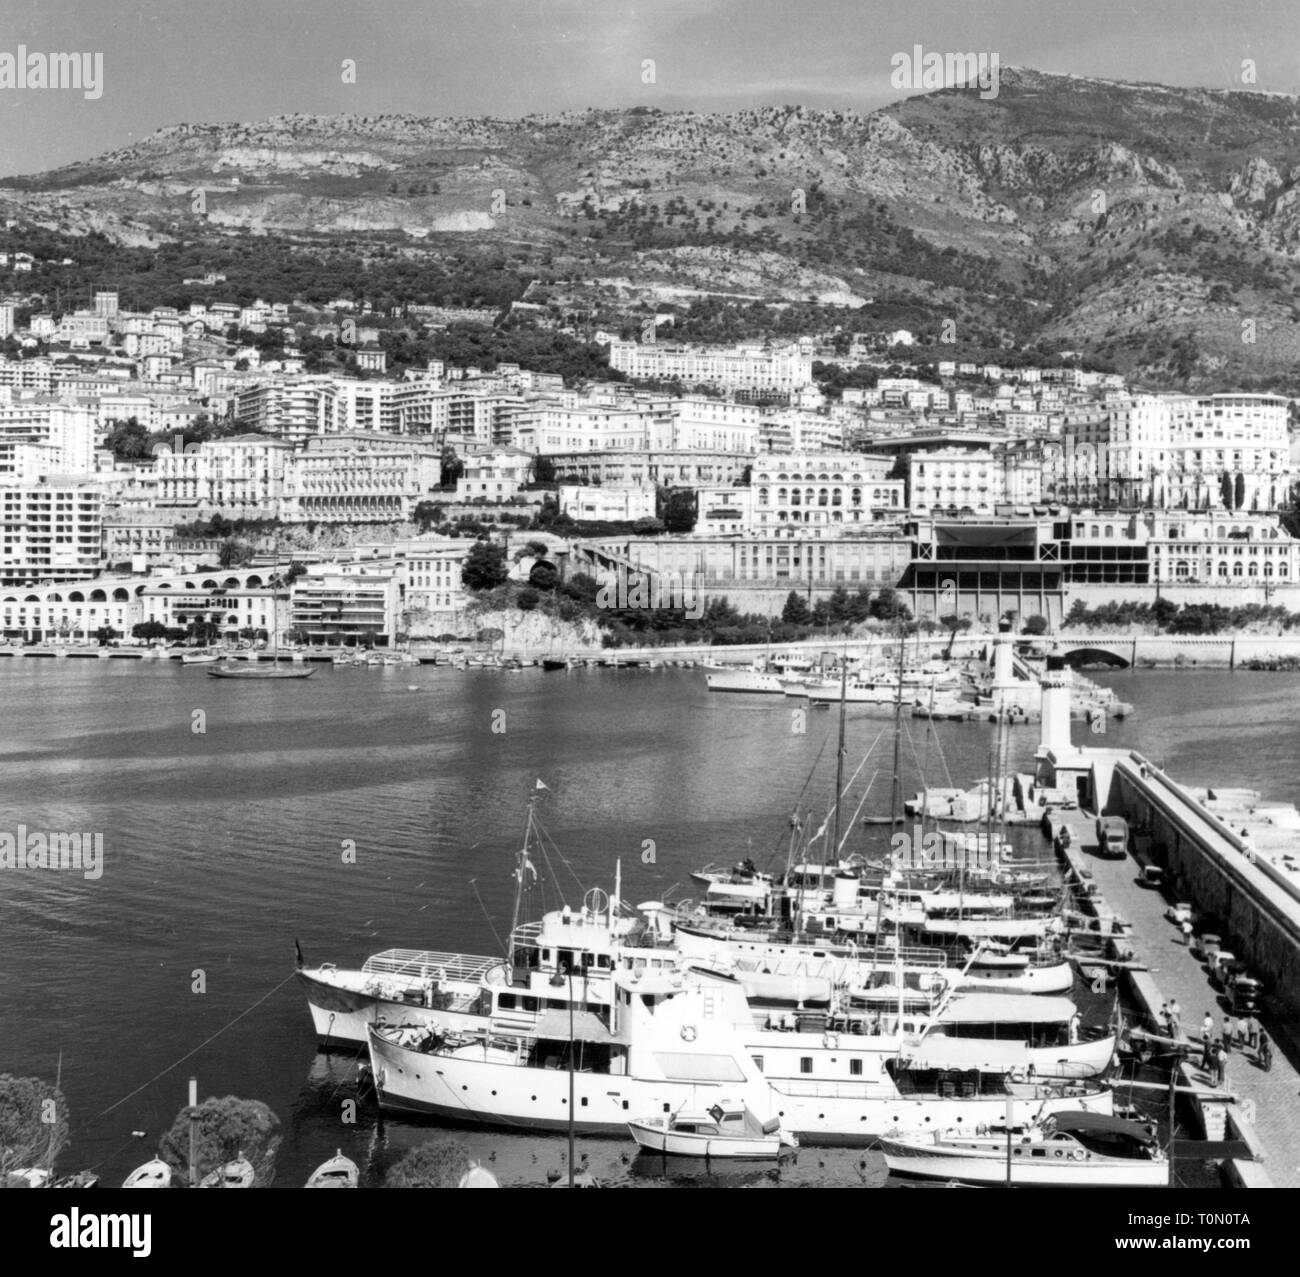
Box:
xmin=0 ymin=660 xmax=1273 ymax=1186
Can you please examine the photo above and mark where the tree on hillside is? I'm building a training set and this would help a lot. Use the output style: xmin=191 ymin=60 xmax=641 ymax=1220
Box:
xmin=439 ymin=448 xmax=465 ymax=490
xmin=1220 ymin=472 xmax=1234 ymax=509
xmin=781 ymin=590 xmax=812 ymax=625
xmin=461 ymin=541 xmax=508 ymax=591
xmin=103 ymin=418 xmax=151 ymax=461
xmin=412 ymin=501 xmax=445 ymax=532
xmin=659 ymin=488 xmax=698 ymax=533
xmin=1234 ymin=472 xmax=1246 ymax=511
xmin=531 ymin=455 xmax=557 ymax=484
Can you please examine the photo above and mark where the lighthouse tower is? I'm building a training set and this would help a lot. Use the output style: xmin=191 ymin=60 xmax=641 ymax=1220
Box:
xmin=1039 ymin=653 xmax=1074 ymax=756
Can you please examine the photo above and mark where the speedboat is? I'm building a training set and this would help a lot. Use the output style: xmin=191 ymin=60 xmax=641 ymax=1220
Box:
xmin=629 ymin=1103 xmax=797 ymax=1159
xmin=208 ymin=662 xmax=315 ymax=679
xmin=199 ymin=1154 xmax=254 ymax=1188
xmin=880 ymin=1111 xmax=1166 ymax=1187
xmin=306 ymin=1150 xmax=359 ymax=1188
xmin=122 ymin=1158 xmax=172 ymax=1188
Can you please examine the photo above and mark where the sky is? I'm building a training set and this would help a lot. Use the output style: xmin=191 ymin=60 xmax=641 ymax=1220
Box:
xmin=0 ymin=0 xmax=1297 ymax=177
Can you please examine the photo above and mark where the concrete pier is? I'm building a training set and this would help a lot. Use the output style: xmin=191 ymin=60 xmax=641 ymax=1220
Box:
xmin=1033 ymin=663 xmax=1300 ymax=1186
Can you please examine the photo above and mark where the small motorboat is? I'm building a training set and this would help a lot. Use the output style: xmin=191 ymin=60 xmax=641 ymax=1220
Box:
xmin=880 ymin=1111 xmax=1166 ymax=1187
xmin=122 ymin=1158 xmax=172 ymax=1188
xmin=306 ymin=1150 xmax=359 ymax=1189
xmin=207 ymin=662 xmax=316 ymax=679
xmin=181 ymin=649 xmax=222 ymax=665
xmin=199 ymin=1154 xmax=255 ymax=1188
xmin=628 ymin=1103 xmax=797 ymax=1159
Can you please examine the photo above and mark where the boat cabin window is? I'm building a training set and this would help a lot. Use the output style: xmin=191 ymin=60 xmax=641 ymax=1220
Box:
xmin=752 ymin=1056 xmax=764 ymax=1072
xmin=800 ymin=1057 xmax=813 ymax=1074
xmin=596 ymin=954 xmax=612 ymax=969
xmin=496 ymin=993 xmax=539 ymax=1012
xmin=640 ymin=994 xmax=657 ymax=1008
xmin=849 ymin=1059 xmax=863 ymax=1076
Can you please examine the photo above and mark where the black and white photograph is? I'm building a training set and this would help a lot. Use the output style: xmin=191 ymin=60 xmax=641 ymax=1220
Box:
xmin=0 ymin=0 xmax=1294 ymax=1244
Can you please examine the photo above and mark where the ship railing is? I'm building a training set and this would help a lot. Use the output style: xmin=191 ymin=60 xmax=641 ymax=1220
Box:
xmin=360 ymin=949 xmax=504 ymax=985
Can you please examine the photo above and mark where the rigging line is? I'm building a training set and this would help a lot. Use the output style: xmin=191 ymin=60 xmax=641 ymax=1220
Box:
xmin=837 ymin=769 xmax=880 ymax=858
xmin=820 ymin=724 xmax=888 ymax=838
xmin=469 ymin=878 xmax=507 ymax=955
xmin=93 ymin=971 xmax=300 ymax=1121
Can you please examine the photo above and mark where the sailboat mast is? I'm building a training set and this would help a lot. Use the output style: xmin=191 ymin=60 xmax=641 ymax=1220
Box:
xmin=831 ymin=656 xmax=848 ymax=868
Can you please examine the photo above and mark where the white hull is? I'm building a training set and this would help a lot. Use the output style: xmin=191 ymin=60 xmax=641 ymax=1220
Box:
xmin=705 ymin=670 xmax=789 ymax=694
xmin=881 ymin=1138 xmax=1165 ymax=1186
xmin=628 ymin=1121 xmax=791 ymax=1158
xmin=958 ymin=961 xmax=1075 ymax=995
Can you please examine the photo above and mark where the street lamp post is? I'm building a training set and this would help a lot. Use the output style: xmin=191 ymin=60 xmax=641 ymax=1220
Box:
xmin=549 ymin=965 xmax=575 ymax=1187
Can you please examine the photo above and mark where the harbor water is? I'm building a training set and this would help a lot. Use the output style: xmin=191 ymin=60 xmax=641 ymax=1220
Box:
xmin=0 ymin=660 xmax=1283 ymax=1186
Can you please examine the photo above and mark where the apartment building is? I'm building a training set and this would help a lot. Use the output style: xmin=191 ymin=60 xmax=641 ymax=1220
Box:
xmin=607 ymin=339 xmax=814 ymax=393
xmin=281 ymin=433 xmax=441 ymax=523
xmin=0 ymin=481 xmax=103 ymax=585
xmin=154 ymin=435 xmax=295 ymax=514
xmin=290 ymin=568 xmax=401 ymax=645
xmin=1061 ymin=393 xmax=1292 ymax=509
xmin=909 ymin=448 xmax=1044 ymax=515
xmin=752 ymin=453 xmax=902 ymax=529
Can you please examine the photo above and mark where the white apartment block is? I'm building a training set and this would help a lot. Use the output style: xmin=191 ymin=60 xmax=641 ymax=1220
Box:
xmin=1062 ymin=393 xmax=1292 ymax=509
xmin=909 ymin=449 xmax=1044 ymax=515
xmin=0 ymin=576 xmax=135 ymax=641
xmin=155 ymin=435 xmax=295 ymax=514
xmin=558 ymin=483 xmax=657 ymax=522
xmin=753 ymin=453 xmax=904 ymax=528
xmin=281 ymin=434 xmax=441 ymax=523
xmin=607 ymin=339 xmax=814 ymax=393
xmin=454 ymin=448 xmax=533 ymax=502
xmin=0 ymin=482 xmax=103 ymax=585
xmin=0 ymin=302 xmax=14 ymax=339
xmin=0 ymin=398 xmax=97 ymax=476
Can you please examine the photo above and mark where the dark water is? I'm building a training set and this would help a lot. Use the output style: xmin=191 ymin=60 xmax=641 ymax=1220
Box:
xmin=0 ymin=660 xmax=1273 ymax=1187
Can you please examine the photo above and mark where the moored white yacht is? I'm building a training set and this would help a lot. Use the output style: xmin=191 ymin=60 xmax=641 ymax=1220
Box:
xmin=366 ymin=965 xmax=1113 ymax=1145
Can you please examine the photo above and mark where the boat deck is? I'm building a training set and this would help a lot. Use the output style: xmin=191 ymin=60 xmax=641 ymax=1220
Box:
xmin=360 ymin=949 xmax=504 ymax=983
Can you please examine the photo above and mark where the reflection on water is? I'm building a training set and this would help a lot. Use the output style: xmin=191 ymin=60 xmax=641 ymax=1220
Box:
xmin=0 ymin=662 xmax=1254 ymax=1186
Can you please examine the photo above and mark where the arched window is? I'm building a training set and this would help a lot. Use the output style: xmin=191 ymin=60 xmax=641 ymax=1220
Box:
xmin=1233 ymin=562 xmax=1243 ymax=577
xmin=1217 ymin=562 xmax=1228 ymax=577
xmin=831 ymin=490 xmax=842 ymax=506
xmin=1091 ymin=525 xmax=1099 ymax=538
xmin=852 ymin=488 xmax=862 ymax=507
xmin=758 ymin=488 xmax=770 ymax=507
xmin=1175 ymin=560 xmax=1190 ymax=579
xmin=1248 ymin=562 xmax=1259 ymax=577
xmin=1104 ymin=526 xmax=1114 ymax=538
xmin=818 ymin=488 xmax=829 ymax=507
xmin=1264 ymin=562 xmax=1274 ymax=577
xmin=790 ymin=489 xmax=801 ymax=506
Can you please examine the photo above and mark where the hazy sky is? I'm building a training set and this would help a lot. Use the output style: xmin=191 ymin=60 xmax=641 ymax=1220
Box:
xmin=1 ymin=0 xmax=1297 ymax=176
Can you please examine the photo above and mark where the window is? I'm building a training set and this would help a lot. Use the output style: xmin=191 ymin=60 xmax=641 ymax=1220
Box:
xmin=799 ymin=1057 xmax=813 ymax=1074
xmin=752 ymin=1056 xmax=764 ymax=1073
xmin=849 ymin=1058 xmax=863 ymax=1076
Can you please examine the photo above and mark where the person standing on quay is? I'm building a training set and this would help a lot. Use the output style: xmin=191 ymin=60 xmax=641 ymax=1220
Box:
xmin=1202 ymin=1011 xmax=1213 ymax=1043
xmin=1181 ymin=920 xmax=1193 ymax=946
xmin=1222 ymin=1015 xmax=1233 ymax=1053
xmin=1168 ymin=998 xmax=1181 ymax=1035
xmin=1215 ymin=1043 xmax=1228 ymax=1090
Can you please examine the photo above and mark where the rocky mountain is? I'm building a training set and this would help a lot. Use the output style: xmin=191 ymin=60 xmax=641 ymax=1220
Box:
xmin=5 ymin=68 xmax=1300 ymax=386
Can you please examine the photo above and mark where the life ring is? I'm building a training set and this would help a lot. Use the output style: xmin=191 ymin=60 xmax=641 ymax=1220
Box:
xmin=1053 ymin=1148 xmax=1065 ymax=1159
xmin=1071 ymin=1149 xmax=1085 ymax=1162
xmin=823 ymin=1032 xmax=839 ymax=1050
xmin=1008 ymin=1066 xmax=1027 ymax=1083
xmin=680 ymin=1025 xmax=698 ymax=1042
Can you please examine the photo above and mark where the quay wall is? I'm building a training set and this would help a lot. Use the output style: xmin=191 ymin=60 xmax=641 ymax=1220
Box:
xmin=1108 ymin=756 xmax=1300 ymax=1028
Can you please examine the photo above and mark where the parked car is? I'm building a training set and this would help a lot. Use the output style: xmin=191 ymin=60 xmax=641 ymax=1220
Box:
xmin=1166 ymin=902 xmax=1195 ymax=925
xmin=1229 ymin=973 xmax=1262 ymax=1015
xmin=1095 ymin=816 xmax=1129 ymax=859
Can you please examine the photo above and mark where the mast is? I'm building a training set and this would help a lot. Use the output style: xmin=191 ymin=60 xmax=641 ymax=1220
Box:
xmin=830 ymin=654 xmax=848 ymax=871
xmin=506 ymin=798 xmax=536 ymax=971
